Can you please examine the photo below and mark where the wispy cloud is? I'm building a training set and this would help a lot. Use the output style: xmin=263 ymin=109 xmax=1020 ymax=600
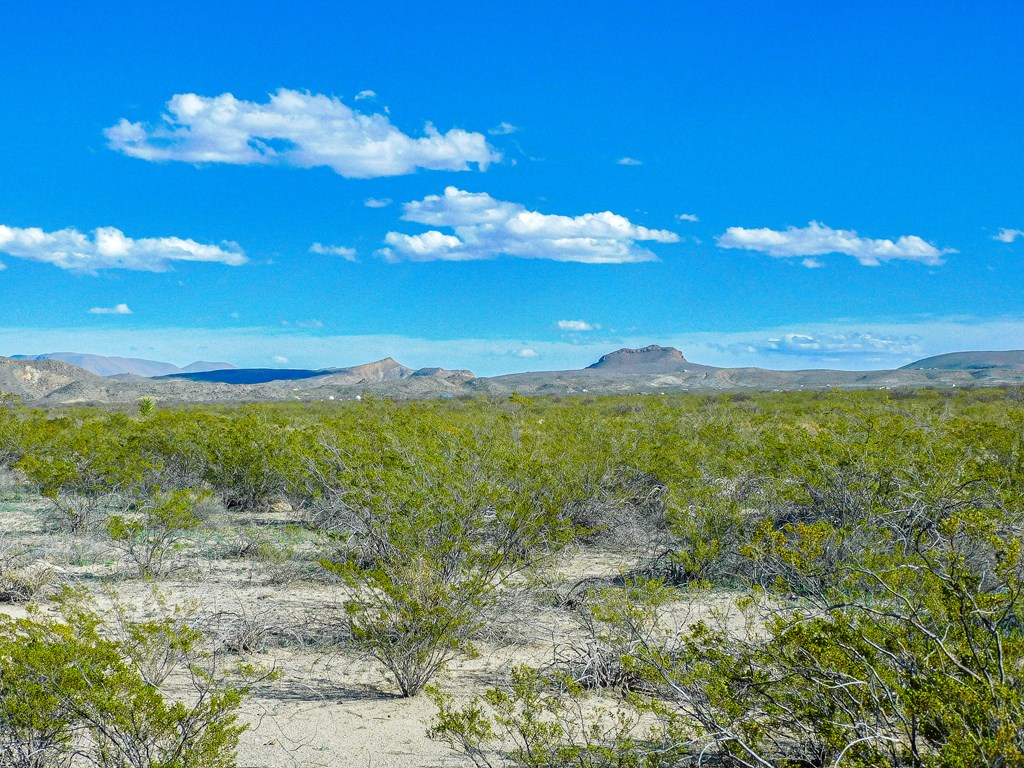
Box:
xmin=994 ymin=228 xmax=1024 ymax=243
xmin=675 ymin=213 xmax=699 ymax=222
xmin=717 ymin=221 xmax=953 ymax=266
xmin=616 ymin=157 xmax=643 ymax=166
xmin=309 ymin=242 xmax=357 ymax=262
xmin=517 ymin=348 xmax=538 ymax=358
xmin=363 ymin=197 xmax=393 ymax=208
xmin=488 ymin=122 xmax=518 ymax=136
xmin=556 ymin=319 xmax=597 ymax=332
xmin=802 ymin=257 xmax=825 ymax=269
xmin=380 ymin=186 xmax=679 ymax=264
xmin=272 ymin=355 xmax=289 ymax=364
xmin=106 ymin=88 xmax=499 ymax=178
xmin=280 ymin=319 xmax=325 ymax=329
xmin=727 ymin=331 xmax=921 ymax=357
xmin=354 ymin=90 xmax=376 ymax=101
xmin=0 ymin=224 xmax=245 ymax=274
xmin=88 ymin=303 xmax=133 ymax=315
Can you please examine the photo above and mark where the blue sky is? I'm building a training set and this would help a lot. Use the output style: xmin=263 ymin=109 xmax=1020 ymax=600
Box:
xmin=1 ymin=1 xmax=1022 ymax=375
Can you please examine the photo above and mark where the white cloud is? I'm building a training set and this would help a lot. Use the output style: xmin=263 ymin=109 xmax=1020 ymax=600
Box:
xmin=88 ymin=303 xmax=133 ymax=315
xmin=556 ymin=319 xmax=596 ymax=332
xmin=354 ymin=90 xmax=377 ymax=101
xmin=994 ymin=228 xmax=1024 ymax=243
xmin=272 ymin=355 xmax=289 ymax=364
xmin=676 ymin=213 xmax=699 ymax=222
xmin=0 ymin=262 xmax=5 ymax=271
xmin=802 ymin=257 xmax=825 ymax=269
xmin=380 ymin=186 xmax=679 ymax=264
xmin=363 ymin=197 xmax=393 ymax=208
xmin=105 ymin=88 xmax=499 ymax=178
xmin=716 ymin=221 xmax=954 ymax=266
xmin=488 ymin=122 xmax=518 ymax=136
xmin=384 ymin=230 xmax=464 ymax=259
xmin=517 ymin=348 xmax=538 ymax=358
xmin=309 ymin=242 xmax=357 ymax=261
xmin=0 ymin=224 xmax=245 ymax=274
xmin=616 ymin=157 xmax=643 ymax=166
xmin=739 ymin=332 xmax=921 ymax=357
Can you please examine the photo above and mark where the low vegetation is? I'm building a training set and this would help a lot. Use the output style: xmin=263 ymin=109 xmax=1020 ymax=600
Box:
xmin=0 ymin=386 xmax=1022 ymax=765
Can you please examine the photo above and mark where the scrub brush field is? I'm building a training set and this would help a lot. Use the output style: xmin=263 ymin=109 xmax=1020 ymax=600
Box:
xmin=0 ymin=388 xmax=1022 ymax=767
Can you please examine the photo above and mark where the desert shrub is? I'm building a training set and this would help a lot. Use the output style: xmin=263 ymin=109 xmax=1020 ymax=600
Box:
xmin=0 ymin=539 xmax=58 ymax=603
xmin=315 ymin=412 xmax=577 ymax=696
xmin=15 ymin=414 xmax=150 ymax=532
xmin=0 ymin=399 xmax=26 ymax=470
xmin=206 ymin=605 xmax=279 ymax=656
xmin=199 ymin=410 xmax=294 ymax=512
xmin=133 ymin=411 xmax=222 ymax=491
xmin=430 ymin=664 xmax=683 ymax=768
xmin=131 ymin=409 xmax=298 ymax=511
xmin=661 ymin=489 xmax=756 ymax=586
xmin=0 ymin=589 xmax=246 ymax=768
xmin=223 ymin=524 xmax=304 ymax=584
xmin=106 ymin=489 xmax=207 ymax=578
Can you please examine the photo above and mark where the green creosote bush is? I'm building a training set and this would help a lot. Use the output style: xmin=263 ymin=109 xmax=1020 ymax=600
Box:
xmin=314 ymin=412 xmax=579 ymax=697
xmin=106 ymin=489 xmax=207 ymax=578
xmin=14 ymin=414 xmax=152 ymax=533
xmin=0 ymin=587 xmax=247 ymax=768
xmin=429 ymin=664 xmax=681 ymax=768
xmin=199 ymin=409 xmax=294 ymax=512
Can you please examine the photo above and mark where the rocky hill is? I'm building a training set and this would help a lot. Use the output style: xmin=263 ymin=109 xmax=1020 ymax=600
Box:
xmin=0 ymin=357 xmax=100 ymax=400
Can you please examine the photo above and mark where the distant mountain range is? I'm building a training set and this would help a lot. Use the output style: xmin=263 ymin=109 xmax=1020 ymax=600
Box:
xmin=10 ymin=353 xmax=237 ymax=377
xmin=3 ymin=345 xmax=1024 ymax=405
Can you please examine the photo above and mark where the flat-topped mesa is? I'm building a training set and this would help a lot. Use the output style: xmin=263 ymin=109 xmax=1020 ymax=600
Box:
xmin=587 ymin=344 xmax=689 ymax=371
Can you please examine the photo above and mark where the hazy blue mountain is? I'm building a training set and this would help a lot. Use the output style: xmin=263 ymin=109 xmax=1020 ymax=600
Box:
xmin=11 ymin=353 xmax=237 ymax=377
xmin=159 ymin=368 xmax=327 ymax=384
